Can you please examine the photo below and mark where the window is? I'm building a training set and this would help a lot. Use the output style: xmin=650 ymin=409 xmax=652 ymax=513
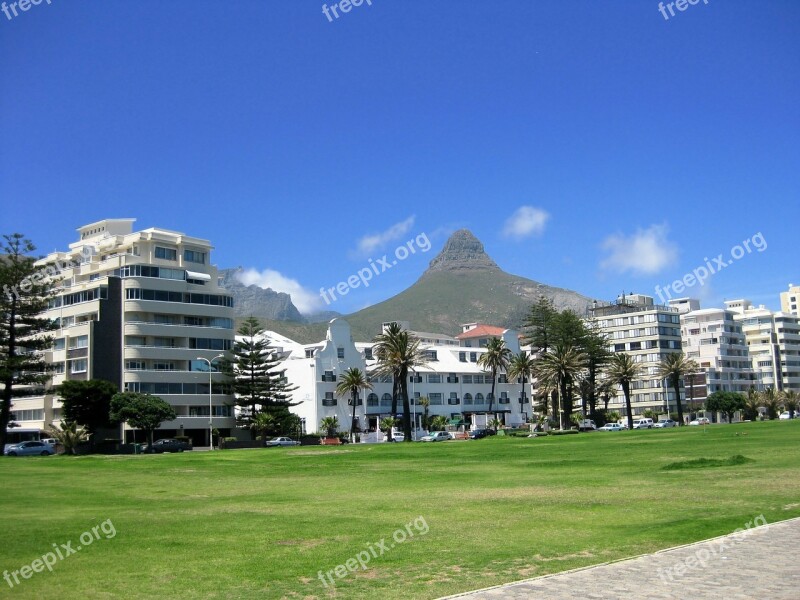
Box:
xmin=475 ymin=393 xmax=484 ymax=404
xmin=448 ymin=392 xmax=460 ymax=405
xmin=322 ymin=392 xmax=337 ymax=407
xmin=497 ymin=374 xmax=507 ymax=384
xmin=183 ymin=249 xmax=206 ymax=264
xmin=367 ymin=393 xmax=379 ymax=407
xmin=155 ymin=246 xmax=177 ymax=261
xmin=462 ymin=375 xmax=472 ymax=384
xmin=337 ymin=347 xmax=345 ymax=359
xmin=70 ymin=359 xmax=87 ymax=373
xmin=425 ymin=350 xmax=438 ymax=361
xmin=469 ymin=352 xmax=477 ymax=362
xmin=322 ymin=371 xmax=336 ymax=382
xmin=427 ymin=374 xmax=441 ymax=383
xmin=380 ymin=393 xmax=392 ymax=406
xmin=11 ymin=409 xmax=43 ymax=421
xmin=429 ymin=393 xmax=443 ymax=405
xmin=463 ymin=393 xmax=473 ymax=405
xmin=126 ymin=360 xmax=144 ymax=370
xmin=447 ymin=374 xmax=459 ymax=383
xmin=153 ymin=362 xmax=175 ymax=371
xmin=364 ymin=348 xmax=373 ymax=360
xmin=459 ymin=352 xmax=467 ymax=362
xmin=53 ymin=338 xmax=65 ymax=350
xmin=305 ymin=349 xmax=315 ymax=358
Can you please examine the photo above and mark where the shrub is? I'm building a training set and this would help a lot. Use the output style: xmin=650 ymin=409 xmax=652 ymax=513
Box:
xmin=548 ymin=429 xmax=580 ymax=436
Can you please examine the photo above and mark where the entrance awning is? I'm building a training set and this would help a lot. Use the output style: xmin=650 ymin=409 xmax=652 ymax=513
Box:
xmin=447 ymin=418 xmax=466 ymax=426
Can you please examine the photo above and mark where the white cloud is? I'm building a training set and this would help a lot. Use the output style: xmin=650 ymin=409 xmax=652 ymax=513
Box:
xmin=237 ymin=268 xmax=322 ymax=314
xmin=502 ymin=206 xmax=549 ymax=239
xmin=353 ymin=216 xmax=415 ymax=257
xmin=600 ymin=224 xmax=678 ymax=275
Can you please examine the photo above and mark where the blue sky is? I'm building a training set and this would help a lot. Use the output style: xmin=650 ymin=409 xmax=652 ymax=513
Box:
xmin=1 ymin=0 xmax=798 ymax=315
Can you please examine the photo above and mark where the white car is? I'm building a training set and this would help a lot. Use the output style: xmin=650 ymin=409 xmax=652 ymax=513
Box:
xmin=598 ymin=423 xmax=624 ymax=432
xmin=265 ymin=437 xmax=301 ymax=447
xmin=654 ymin=419 xmax=677 ymax=428
xmin=633 ymin=418 xmax=654 ymax=429
xmin=689 ymin=417 xmax=711 ymax=426
xmin=577 ymin=419 xmax=596 ymax=431
xmin=419 ymin=431 xmax=452 ymax=442
xmin=779 ymin=412 xmax=792 ymax=420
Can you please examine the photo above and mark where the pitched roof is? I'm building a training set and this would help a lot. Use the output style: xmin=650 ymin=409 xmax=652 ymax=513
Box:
xmin=455 ymin=324 xmax=507 ymax=340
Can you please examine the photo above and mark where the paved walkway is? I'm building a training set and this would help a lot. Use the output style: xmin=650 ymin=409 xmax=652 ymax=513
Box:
xmin=442 ymin=516 xmax=800 ymax=599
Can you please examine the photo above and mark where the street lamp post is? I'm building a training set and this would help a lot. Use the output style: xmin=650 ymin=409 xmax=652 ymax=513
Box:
xmin=198 ymin=354 xmax=224 ymax=450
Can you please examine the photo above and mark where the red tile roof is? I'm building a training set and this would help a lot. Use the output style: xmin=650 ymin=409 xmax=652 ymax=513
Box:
xmin=455 ymin=324 xmax=507 ymax=339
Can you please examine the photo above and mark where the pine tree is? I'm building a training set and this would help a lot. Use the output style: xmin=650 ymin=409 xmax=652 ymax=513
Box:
xmin=229 ymin=317 xmax=297 ymax=438
xmin=0 ymin=234 xmax=58 ymax=450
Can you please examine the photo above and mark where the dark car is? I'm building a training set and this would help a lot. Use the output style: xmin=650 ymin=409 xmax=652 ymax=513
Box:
xmin=469 ymin=429 xmax=495 ymax=440
xmin=146 ymin=438 xmax=192 ymax=453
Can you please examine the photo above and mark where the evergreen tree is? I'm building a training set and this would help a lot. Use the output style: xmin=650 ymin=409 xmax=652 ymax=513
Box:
xmin=0 ymin=234 xmax=58 ymax=451
xmin=229 ymin=317 xmax=297 ymax=438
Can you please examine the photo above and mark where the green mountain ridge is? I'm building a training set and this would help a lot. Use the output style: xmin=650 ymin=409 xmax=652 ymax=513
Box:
xmin=254 ymin=229 xmax=593 ymax=344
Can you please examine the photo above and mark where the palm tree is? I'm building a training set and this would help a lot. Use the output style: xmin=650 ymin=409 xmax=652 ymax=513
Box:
xmin=743 ymin=387 xmax=762 ymax=421
xmin=760 ymin=388 xmax=780 ymax=420
xmin=379 ymin=416 xmax=397 ymax=438
xmin=507 ymin=350 xmax=536 ymax=422
xmin=320 ymin=416 xmax=339 ymax=438
xmin=535 ymin=344 xmax=587 ymax=429
xmin=336 ymin=367 xmax=372 ymax=442
xmin=250 ymin=412 xmax=277 ymax=440
xmin=780 ymin=390 xmax=799 ymax=420
xmin=597 ymin=377 xmax=617 ymax=412
xmin=477 ymin=337 xmax=512 ymax=429
xmin=45 ymin=421 xmax=91 ymax=455
xmin=429 ymin=415 xmax=448 ymax=431
xmin=656 ymin=353 xmax=699 ymax=426
xmin=607 ymin=353 xmax=641 ymax=430
xmin=417 ymin=396 xmax=431 ymax=430
xmin=373 ymin=323 xmax=424 ymax=441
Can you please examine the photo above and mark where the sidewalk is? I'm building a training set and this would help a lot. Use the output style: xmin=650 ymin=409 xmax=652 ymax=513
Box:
xmin=442 ymin=516 xmax=800 ymax=599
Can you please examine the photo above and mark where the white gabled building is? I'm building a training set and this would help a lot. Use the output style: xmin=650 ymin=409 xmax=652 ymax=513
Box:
xmin=281 ymin=319 xmax=531 ymax=436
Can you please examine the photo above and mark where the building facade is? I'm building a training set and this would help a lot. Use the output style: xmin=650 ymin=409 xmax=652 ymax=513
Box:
xmin=726 ymin=299 xmax=800 ymax=392
xmin=280 ymin=319 xmax=531 ymax=436
xmin=674 ymin=301 xmax=757 ymax=410
xmin=588 ymin=294 xmax=683 ymax=417
xmin=12 ymin=219 xmax=236 ymax=446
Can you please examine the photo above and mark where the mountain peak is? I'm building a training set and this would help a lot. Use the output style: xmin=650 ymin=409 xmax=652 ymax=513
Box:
xmin=424 ymin=229 xmax=500 ymax=274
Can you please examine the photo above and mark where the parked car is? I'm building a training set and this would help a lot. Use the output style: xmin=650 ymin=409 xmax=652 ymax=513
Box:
xmin=146 ymin=438 xmax=192 ymax=453
xmin=420 ymin=431 xmax=452 ymax=442
xmin=633 ymin=418 xmax=654 ymax=429
xmin=41 ymin=438 xmax=58 ymax=446
xmin=689 ymin=417 xmax=711 ymax=426
xmin=598 ymin=423 xmax=624 ymax=432
xmin=469 ymin=428 xmax=495 ymax=439
xmin=654 ymin=419 xmax=677 ymax=428
xmin=577 ymin=419 xmax=597 ymax=431
xmin=265 ymin=437 xmax=301 ymax=447
xmin=4 ymin=441 xmax=56 ymax=456
xmin=779 ymin=411 xmax=792 ymax=420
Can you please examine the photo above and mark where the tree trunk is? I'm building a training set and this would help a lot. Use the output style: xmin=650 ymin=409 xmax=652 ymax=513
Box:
xmin=673 ymin=376 xmax=684 ymax=425
xmin=623 ymin=383 xmax=634 ymax=430
xmin=388 ymin=377 xmax=399 ymax=441
xmin=350 ymin=389 xmax=358 ymax=441
xmin=488 ymin=369 xmax=496 ymax=430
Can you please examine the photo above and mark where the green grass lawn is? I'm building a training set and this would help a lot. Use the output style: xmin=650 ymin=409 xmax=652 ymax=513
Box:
xmin=2 ymin=421 xmax=799 ymax=599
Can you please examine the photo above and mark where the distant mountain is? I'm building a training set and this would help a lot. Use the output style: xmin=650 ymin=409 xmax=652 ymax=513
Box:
xmin=255 ymin=229 xmax=593 ymax=343
xmin=219 ymin=268 xmax=305 ymax=322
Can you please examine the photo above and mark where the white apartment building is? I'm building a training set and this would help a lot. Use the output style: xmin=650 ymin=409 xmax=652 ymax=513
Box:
xmin=780 ymin=284 xmax=800 ymax=316
xmin=672 ymin=300 xmax=757 ymax=409
xmin=588 ymin=293 xmax=683 ymax=416
xmin=12 ymin=219 xmax=236 ymax=446
xmin=281 ymin=319 xmax=531 ymax=436
xmin=726 ymin=299 xmax=800 ymax=392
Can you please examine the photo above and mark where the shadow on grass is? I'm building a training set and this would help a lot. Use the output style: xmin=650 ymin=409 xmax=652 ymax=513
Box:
xmin=662 ymin=454 xmax=754 ymax=470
